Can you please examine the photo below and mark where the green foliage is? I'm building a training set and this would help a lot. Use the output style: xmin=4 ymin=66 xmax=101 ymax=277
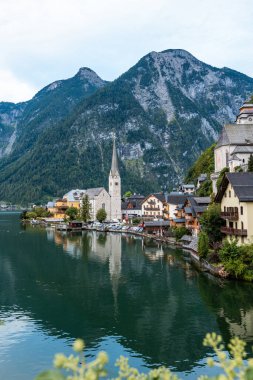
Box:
xmin=132 ymin=217 xmax=141 ymax=225
xmin=197 ymin=179 xmax=212 ymax=197
xmin=173 ymin=226 xmax=190 ymax=241
xmin=216 ymin=167 xmax=229 ymax=192
xmin=185 ymin=144 xmax=215 ymax=183
xmin=123 ymin=191 xmax=132 ymax=198
xmin=65 ymin=207 xmax=79 ymax=221
xmin=248 ymin=154 xmax=253 ymax=172
xmin=26 ymin=211 xmax=37 ymax=219
xmin=200 ymin=203 xmax=224 ymax=245
xmin=96 ymin=208 xmax=107 ymax=223
xmin=80 ymin=195 xmax=91 ymax=222
xmin=219 ymin=240 xmax=253 ymax=281
xmin=198 ymin=231 xmax=209 ymax=258
xmin=35 ymin=334 xmax=253 ymax=380
xmin=22 ymin=207 xmax=51 ymax=219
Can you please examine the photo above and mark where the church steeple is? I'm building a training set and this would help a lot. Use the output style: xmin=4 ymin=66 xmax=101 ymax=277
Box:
xmin=110 ymin=135 xmax=119 ymax=176
xmin=109 ymin=135 xmax=121 ymax=221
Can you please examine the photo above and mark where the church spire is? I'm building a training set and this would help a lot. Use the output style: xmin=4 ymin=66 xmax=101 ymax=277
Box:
xmin=110 ymin=134 xmax=119 ymax=176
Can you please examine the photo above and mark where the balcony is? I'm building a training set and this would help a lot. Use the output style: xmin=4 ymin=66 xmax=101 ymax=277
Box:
xmin=221 ymin=226 xmax=247 ymax=236
xmin=220 ymin=211 xmax=239 ymax=221
xmin=144 ymin=207 xmax=160 ymax=211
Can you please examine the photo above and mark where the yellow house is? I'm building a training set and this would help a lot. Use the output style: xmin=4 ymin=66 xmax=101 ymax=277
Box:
xmin=215 ymin=172 xmax=253 ymax=245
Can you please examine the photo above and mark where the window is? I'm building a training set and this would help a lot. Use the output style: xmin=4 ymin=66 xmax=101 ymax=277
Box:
xmin=241 ymin=221 xmax=244 ymax=230
xmin=102 ymin=203 xmax=105 ymax=210
xmin=115 ymin=182 xmax=118 ymax=186
xmin=229 ymin=190 xmax=231 ymax=198
xmin=240 ymin=206 xmax=243 ymax=215
xmin=225 ymin=192 xmax=227 ymax=198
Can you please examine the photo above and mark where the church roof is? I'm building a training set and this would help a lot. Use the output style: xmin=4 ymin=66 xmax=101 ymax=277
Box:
xmin=216 ymin=124 xmax=253 ymax=148
xmin=231 ymin=145 xmax=253 ymax=154
xmin=110 ymin=137 xmax=119 ymax=176
xmin=63 ymin=188 xmax=105 ymax=201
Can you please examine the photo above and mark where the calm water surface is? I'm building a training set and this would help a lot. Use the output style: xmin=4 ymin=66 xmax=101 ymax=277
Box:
xmin=1 ymin=213 xmax=253 ymax=379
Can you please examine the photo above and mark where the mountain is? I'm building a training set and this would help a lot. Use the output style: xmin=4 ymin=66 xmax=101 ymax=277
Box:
xmin=0 ymin=49 xmax=253 ymax=203
xmin=0 ymin=68 xmax=107 ymax=159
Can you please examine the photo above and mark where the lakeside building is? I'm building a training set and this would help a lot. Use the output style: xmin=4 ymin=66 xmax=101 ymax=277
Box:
xmin=183 ymin=197 xmax=210 ymax=236
xmin=212 ymin=101 xmax=253 ymax=193
xmin=141 ymin=193 xmax=167 ymax=219
xmin=180 ymin=184 xmax=195 ymax=195
xmin=121 ymin=194 xmax=145 ymax=220
xmin=48 ymin=138 xmax=122 ymax=221
xmin=167 ymin=192 xmax=188 ymax=220
xmin=215 ymin=172 xmax=253 ymax=245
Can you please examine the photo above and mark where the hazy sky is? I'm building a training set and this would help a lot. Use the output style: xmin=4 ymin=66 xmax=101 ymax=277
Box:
xmin=0 ymin=0 xmax=252 ymax=102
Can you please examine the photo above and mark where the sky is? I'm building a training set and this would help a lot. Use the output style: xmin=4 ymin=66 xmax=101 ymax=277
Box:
xmin=0 ymin=0 xmax=252 ymax=103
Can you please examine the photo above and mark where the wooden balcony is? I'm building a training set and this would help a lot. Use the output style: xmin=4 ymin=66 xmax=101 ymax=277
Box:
xmin=221 ymin=226 xmax=247 ymax=236
xmin=220 ymin=211 xmax=239 ymax=221
xmin=144 ymin=207 xmax=160 ymax=211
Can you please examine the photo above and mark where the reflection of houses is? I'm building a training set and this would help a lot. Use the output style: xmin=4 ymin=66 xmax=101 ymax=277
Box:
xmin=122 ymin=194 xmax=145 ymax=220
xmin=212 ymin=101 xmax=253 ymax=193
xmin=141 ymin=193 xmax=167 ymax=219
xmin=215 ymin=172 xmax=253 ymax=245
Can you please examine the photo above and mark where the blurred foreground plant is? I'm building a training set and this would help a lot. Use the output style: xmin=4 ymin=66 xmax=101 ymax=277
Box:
xmin=35 ymin=333 xmax=253 ymax=380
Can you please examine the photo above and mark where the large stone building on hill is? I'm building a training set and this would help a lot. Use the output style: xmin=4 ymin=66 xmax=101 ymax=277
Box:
xmin=212 ymin=101 xmax=253 ymax=193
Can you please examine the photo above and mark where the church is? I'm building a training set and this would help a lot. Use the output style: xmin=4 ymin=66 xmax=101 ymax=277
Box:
xmin=212 ymin=100 xmax=253 ymax=193
xmin=55 ymin=137 xmax=122 ymax=221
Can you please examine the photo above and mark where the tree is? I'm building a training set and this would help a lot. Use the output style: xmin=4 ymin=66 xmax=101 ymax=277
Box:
xmin=248 ymin=154 xmax=253 ymax=172
xmin=199 ymin=203 xmax=224 ymax=245
xmin=198 ymin=231 xmax=209 ymax=258
xmin=80 ymin=195 xmax=91 ymax=222
xmin=172 ymin=226 xmax=190 ymax=241
xmin=96 ymin=208 xmax=107 ymax=223
xmin=216 ymin=167 xmax=229 ymax=191
xmin=65 ymin=207 xmax=79 ymax=221
xmin=123 ymin=191 xmax=132 ymax=199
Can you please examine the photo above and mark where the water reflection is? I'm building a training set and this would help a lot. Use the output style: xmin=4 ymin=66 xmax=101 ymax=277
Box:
xmin=1 ymin=215 xmax=253 ymax=380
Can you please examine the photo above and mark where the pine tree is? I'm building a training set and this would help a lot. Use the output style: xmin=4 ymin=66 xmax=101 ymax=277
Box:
xmin=80 ymin=195 xmax=91 ymax=222
xmin=248 ymin=154 xmax=253 ymax=172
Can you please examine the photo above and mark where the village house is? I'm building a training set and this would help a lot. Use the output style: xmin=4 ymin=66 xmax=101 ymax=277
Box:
xmin=141 ymin=193 xmax=167 ymax=219
xmin=197 ymin=174 xmax=207 ymax=189
xmin=167 ymin=192 xmax=188 ymax=220
xmin=121 ymin=194 xmax=145 ymax=221
xmin=215 ymin=172 xmax=253 ymax=245
xmin=211 ymin=101 xmax=253 ymax=193
xmin=181 ymin=184 xmax=195 ymax=195
xmin=183 ymin=196 xmax=210 ymax=236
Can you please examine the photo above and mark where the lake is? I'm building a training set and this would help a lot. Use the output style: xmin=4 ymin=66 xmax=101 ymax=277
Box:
xmin=1 ymin=213 xmax=253 ymax=379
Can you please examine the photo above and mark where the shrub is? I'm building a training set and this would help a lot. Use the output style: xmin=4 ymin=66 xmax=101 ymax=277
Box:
xmin=35 ymin=333 xmax=253 ymax=380
xmin=96 ymin=208 xmax=107 ymax=223
xmin=132 ymin=217 xmax=141 ymax=225
xmin=200 ymin=203 xmax=224 ymax=245
xmin=198 ymin=231 xmax=209 ymax=258
xmin=173 ymin=226 xmax=190 ymax=241
xmin=219 ymin=240 xmax=253 ymax=280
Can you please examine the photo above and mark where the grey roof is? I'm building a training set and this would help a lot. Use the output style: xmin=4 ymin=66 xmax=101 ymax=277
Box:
xmin=64 ymin=188 xmax=106 ymax=201
xmin=144 ymin=221 xmax=170 ymax=227
xmin=86 ymin=187 xmax=105 ymax=198
xmin=215 ymin=172 xmax=253 ymax=202
xmin=184 ymin=207 xmax=192 ymax=214
xmin=183 ymin=184 xmax=195 ymax=189
xmin=167 ymin=194 xmax=188 ymax=205
xmin=193 ymin=197 xmax=210 ymax=205
xmin=110 ymin=137 xmax=119 ymax=176
xmin=174 ymin=218 xmax=185 ymax=223
xmin=216 ymin=124 xmax=253 ymax=148
xmin=232 ymin=145 xmax=253 ymax=154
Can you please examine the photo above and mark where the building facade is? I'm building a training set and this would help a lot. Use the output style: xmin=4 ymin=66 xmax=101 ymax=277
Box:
xmin=215 ymin=172 xmax=253 ymax=245
xmin=109 ymin=137 xmax=122 ymax=221
xmin=212 ymin=101 xmax=253 ymax=193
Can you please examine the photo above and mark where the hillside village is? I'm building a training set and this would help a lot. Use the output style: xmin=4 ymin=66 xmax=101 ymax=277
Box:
xmin=24 ymin=97 xmax=253 ymax=260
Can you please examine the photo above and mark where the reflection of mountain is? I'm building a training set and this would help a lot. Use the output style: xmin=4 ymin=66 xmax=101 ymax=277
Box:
xmin=2 ymin=215 xmax=253 ymax=372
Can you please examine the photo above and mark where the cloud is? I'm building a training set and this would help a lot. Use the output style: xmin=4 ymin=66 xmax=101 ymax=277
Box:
xmin=0 ymin=0 xmax=252 ymax=102
xmin=0 ymin=69 xmax=36 ymax=103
